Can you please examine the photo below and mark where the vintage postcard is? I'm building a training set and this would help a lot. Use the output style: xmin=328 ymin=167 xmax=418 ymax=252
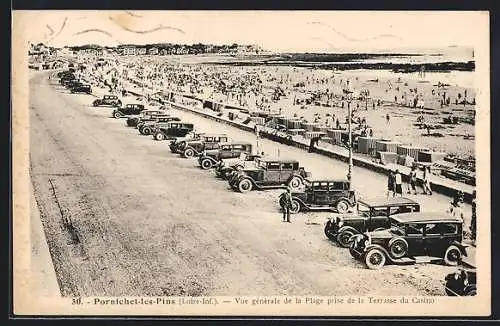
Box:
xmin=12 ymin=10 xmax=490 ymax=316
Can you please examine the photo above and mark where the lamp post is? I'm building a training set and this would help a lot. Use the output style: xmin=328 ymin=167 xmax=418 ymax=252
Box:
xmin=344 ymin=88 xmax=354 ymax=189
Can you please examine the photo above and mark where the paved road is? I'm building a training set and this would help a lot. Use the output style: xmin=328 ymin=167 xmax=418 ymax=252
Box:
xmin=30 ymin=71 xmax=466 ymax=297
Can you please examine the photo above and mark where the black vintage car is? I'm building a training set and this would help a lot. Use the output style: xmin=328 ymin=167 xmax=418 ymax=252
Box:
xmin=173 ymin=134 xmax=231 ymax=158
xmin=214 ymin=153 xmax=262 ymax=180
xmin=70 ymin=83 xmax=92 ymax=94
xmin=229 ymin=158 xmax=311 ymax=193
xmin=152 ymin=122 xmax=194 ymax=141
xmin=138 ymin=116 xmax=181 ymax=135
xmin=444 ymin=267 xmax=477 ymax=296
xmin=198 ymin=142 xmax=253 ymax=170
xmin=349 ymin=212 xmax=467 ymax=269
xmin=126 ymin=110 xmax=166 ymax=127
xmin=324 ymin=197 xmax=421 ymax=247
xmin=112 ymin=104 xmax=146 ymax=119
xmin=279 ymin=179 xmax=356 ymax=215
xmin=92 ymin=95 xmax=122 ymax=107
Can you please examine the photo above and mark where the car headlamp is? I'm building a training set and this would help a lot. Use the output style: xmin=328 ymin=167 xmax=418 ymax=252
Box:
xmin=337 ymin=216 xmax=344 ymax=228
xmin=364 ymin=234 xmax=371 ymax=247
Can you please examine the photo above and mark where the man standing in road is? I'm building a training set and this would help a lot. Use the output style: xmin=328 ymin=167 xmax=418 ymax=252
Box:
xmin=280 ymin=187 xmax=293 ymax=223
xmin=387 ymin=170 xmax=396 ymax=197
xmin=408 ymin=166 xmax=418 ymax=195
xmin=394 ymin=169 xmax=403 ymax=197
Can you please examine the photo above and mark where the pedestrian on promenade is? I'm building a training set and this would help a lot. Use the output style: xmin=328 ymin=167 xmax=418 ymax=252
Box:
xmin=386 ymin=113 xmax=390 ymax=124
xmin=394 ymin=169 xmax=403 ymax=197
xmin=387 ymin=170 xmax=396 ymax=197
xmin=422 ymin=166 xmax=433 ymax=195
xmin=280 ymin=187 xmax=293 ymax=223
xmin=408 ymin=166 xmax=418 ymax=195
xmin=309 ymin=135 xmax=322 ymax=153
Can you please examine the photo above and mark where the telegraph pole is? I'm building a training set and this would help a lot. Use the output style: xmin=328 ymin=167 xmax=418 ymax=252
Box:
xmin=344 ymin=88 xmax=354 ymax=189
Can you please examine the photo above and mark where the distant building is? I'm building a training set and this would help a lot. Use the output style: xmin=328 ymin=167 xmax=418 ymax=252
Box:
xmin=121 ymin=46 xmax=136 ymax=56
xmin=148 ymin=47 xmax=159 ymax=55
xmin=136 ymin=47 xmax=147 ymax=55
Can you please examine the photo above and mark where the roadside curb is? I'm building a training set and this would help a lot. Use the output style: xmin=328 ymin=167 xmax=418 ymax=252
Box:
xmin=30 ymin=186 xmax=61 ymax=297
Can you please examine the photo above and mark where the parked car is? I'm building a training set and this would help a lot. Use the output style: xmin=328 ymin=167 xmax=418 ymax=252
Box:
xmin=198 ymin=142 xmax=253 ymax=170
xmin=126 ymin=110 xmax=166 ymax=127
xmin=92 ymin=95 xmax=122 ymax=107
xmin=138 ymin=116 xmax=181 ymax=135
xmin=444 ymin=267 xmax=477 ymax=296
xmin=112 ymin=104 xmax=146 ymax=119
xmin=325 ymin=197 xmax=421 ymax=247
xmin=214 ymin=153 xmax=262 ymax=180
xmin=70 ymin=83 xmax=92 ymax=94
xmin=279 ymin=179 xmax=356 ymax=215
xmin=172 ymin=134 xmax=231 ymax=158
xmin=152 ymin=122 xmax=194 ymax=141
xmin=228 ymin=158 xmax=311 ymax=193
xmin=349 ymin=212 xmax=467 ymax=269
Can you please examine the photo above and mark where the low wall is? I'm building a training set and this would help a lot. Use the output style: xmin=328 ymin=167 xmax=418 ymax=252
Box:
xmin=164 ymin=100 xmax=474 ymax=203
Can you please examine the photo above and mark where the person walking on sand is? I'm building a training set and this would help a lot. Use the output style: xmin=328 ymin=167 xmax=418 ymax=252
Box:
xmin=280 ymin=187 xmax=293 ymax=223
xmin=394 ymin=169 xmax=403 ymax=197
xmin=387 ymin=170 xmax=396 ymax=197
xmin=386 ymin=113 xmax=390 ymax=124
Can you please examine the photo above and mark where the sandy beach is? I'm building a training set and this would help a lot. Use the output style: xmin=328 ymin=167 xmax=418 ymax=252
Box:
xmin=106 ymin=54 xmax=475 ymax=159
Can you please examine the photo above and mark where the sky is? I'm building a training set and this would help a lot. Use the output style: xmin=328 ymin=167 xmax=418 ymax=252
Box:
xmin=14 ymin=11 xmax=488 ymax=54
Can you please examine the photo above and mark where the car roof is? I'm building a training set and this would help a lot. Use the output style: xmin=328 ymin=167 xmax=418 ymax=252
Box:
xmin=359 ymin=196 xmax=419 ymax=207
xmin=200 ymin=133 xmax=229 ymax=137
xmin=390 ymin=212 xmax=462 ymax=224
xmin=219 ymin=142 xmax=252 ymax=146
xmin=306 ymin=178 xmax=349 ymax=183
xmin=259 ymin=158 xmax=299 ymax=163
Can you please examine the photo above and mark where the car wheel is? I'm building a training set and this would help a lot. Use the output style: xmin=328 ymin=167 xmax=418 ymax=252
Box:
xmin=388 ymin=238 xmax=408 ymax=259
xmin=288 ymin=176 xmax=302 ymax=190
xmin=113 ymin=111 xmax=122 ymax=119
xmin=464 ymin=285 xmax=477 ymax=296
xmin=364 ymin=248 xmax=386 ymax=270
xmin=142 ymin=127 xmax=152 ymax=135
xmin=93 ymin=101 xmax=99 ymax=107
xmin=336 ymin=230 xmax=354 ymax=248
xmin=184 ymin=148 xmax=195 ymax=158
xmin=324 ymin=221 xmax=337 ymax=241
xmin=111 ymin=101 xmax=117 ymax=107
xmin=201 ymin=159 xmax=213 ymax=170
xmin=154 ymin=132 xmax=165 ymax=141
xmin=238 ymin=179 xmax=253 ymax=193
xmin=444 ymin=245 xmax=462 ymax=266
xmin=289 ymin=199 xmax=301 ymax=213
xmin=336 ymin=200 xmax=350 ymax=214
